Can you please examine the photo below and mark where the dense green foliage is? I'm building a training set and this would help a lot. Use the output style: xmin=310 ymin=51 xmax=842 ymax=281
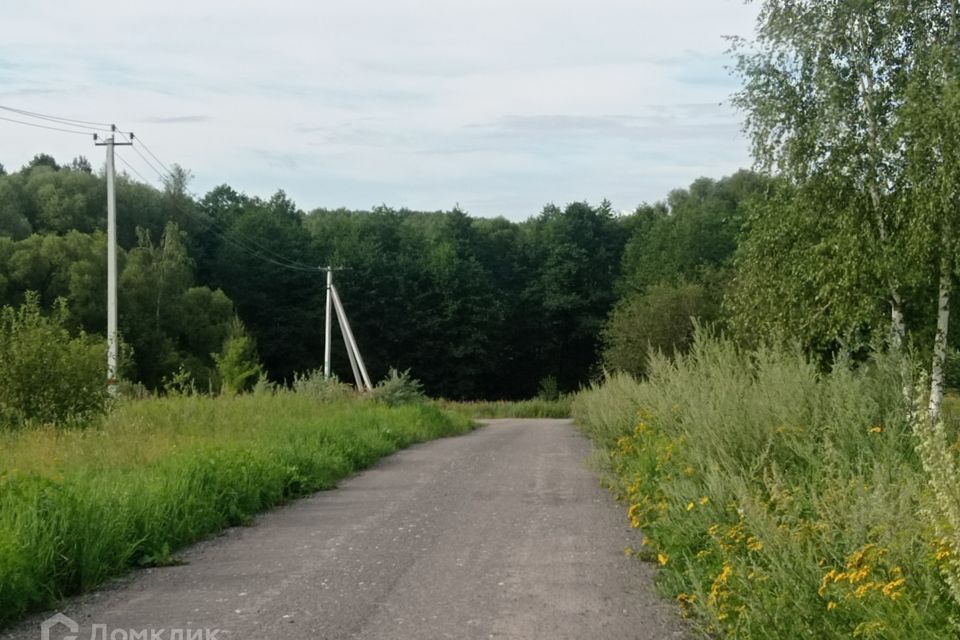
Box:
xmin=0 ymin=147 xmax=795 ymax=400
xmin=0 ymin=394 xmax=472 ymax=627
xmin=0 ymin=294 xmax=105 ymax=427
xmin=574 ymin=334 xmax=955 ymax=638
xmin=0 ymin=158 xmax=646 ymax=399
xmin=603 ymin=283 xmax=714 ymax=377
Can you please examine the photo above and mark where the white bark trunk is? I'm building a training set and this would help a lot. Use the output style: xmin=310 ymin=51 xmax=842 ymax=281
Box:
xmin=891 ymin=291 xmax=906 ymax=350
xmin=929 ymin=255 xmax=952 ymax=426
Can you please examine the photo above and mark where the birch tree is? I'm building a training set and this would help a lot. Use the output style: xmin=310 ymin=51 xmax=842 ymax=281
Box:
xmin=731 ymin=0 xmax=913 ymax=345
xmin=900 ymin=0 xmax=960 ymax=422
xmin=732 ymin=0 xmax=960 ymax=422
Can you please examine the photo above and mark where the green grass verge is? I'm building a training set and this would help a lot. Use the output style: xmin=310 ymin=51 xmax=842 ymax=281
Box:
xmin=573 ymin=336 xmax=955 ymax=638
xmin=0 ymin=394 xmax=473 ymax=628
xmin=436 ymin=397 xmax=572 ymax=419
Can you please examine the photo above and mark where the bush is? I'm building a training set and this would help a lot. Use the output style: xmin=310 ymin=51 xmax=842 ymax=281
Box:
xmin=602 ymin=282 xmax=716 ymax=378
xmin=213 ymin=317 xmax=262 ymax=395
xmin=373 ymin=368 xmax=425 ymax=406
xmin=291 ymin=369 xmax=355 ymax=401
xmin=537 ymin=375 xmax=560 ymax=401
xmin=0 ymin=294 xmax=106 ymax=428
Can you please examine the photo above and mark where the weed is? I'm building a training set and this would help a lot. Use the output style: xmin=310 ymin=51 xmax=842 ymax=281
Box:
xmin=574 ymin=332 xmax=956 ymax=638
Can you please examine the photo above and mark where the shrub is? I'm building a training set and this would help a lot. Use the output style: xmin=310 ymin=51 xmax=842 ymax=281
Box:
xmin=0 ymin=294 xmax=106 ymax=428
xmin=291 ymin=369 xmax=355 ymax=401
xmin=373 ymin=368 xmax=425 ymax=406
xmin=537 ymin=375 xmax=560 ymax=401
xmin=602 ymin=282 xmax=716 ymax=378
xmin=212 ymin=317 xmax=262 ymax=395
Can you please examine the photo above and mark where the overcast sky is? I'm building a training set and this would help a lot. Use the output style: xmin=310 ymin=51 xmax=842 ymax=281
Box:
xmin=1 ymin=0 xmax=759 ymax=220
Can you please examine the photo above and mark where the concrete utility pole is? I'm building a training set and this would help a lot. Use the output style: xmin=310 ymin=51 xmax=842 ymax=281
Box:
xmin=331 ymin=283 xmax=373 ymax=391
xmin=95 ymin=126 xmax=132 ymax=395
xmin=324 ymin=266 xmax=333 ymax=378
xmin=320 ymin=266 xmax=371 ymax=390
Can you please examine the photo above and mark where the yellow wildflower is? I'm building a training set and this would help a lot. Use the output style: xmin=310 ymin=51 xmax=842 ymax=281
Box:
xmin=699 ymin=496 xmax=709 ymax=506
xmin=676 ymin=592 xmax=696 ymax=617
xmin=868 ymin=425 xmax=882 ymax=434
xmin=827 ymin=601 xmax=837 ymax=611
xmin=658 ymin=553 xmax=669 ymax=566
xmin=687 ymin=502 xmax=695 ymax=511
xmin=708 ymin=563 xmax=733 ymax=607
xmin=882 ymin=578 xmax=905 ymax=600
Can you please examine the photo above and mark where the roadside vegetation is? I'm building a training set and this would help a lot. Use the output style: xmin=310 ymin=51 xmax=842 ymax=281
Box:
xmin=0 ymin=390 xmax=472 ymax=628
xmin=438 ymin=396 xmax=572 ymax=419
xmin=575 ymin=334 xmax=957 ymax=637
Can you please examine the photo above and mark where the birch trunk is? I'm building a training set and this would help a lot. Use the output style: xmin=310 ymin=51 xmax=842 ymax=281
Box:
xmin=929 ymin=254 xmax=953 ymax=425
xmin=891 ymin=291 xmax=906 ymax=350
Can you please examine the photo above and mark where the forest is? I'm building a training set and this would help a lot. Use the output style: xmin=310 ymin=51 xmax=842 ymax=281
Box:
xmin=2 ymin=150 xmax=957 ymax=403
xmin=0 ymin=153 xmax=781 ymax=400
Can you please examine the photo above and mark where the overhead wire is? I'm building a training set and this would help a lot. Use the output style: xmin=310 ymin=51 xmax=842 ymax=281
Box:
xmin=114 ymin=148 xmax=322 ymax=273
xmin=120 ymin=132 xmax=322 ymax=270
xmin=1 ymin=103 xmax=320 ymax=272
xmin=128 ymin=134 xmax=174 ymax=175
xmin=0 ymin=104 xmax=114 ymax=129
xmin=0 ymin=105 xmax=117 ymax=132
xmin=114 ymin=151 xmax=155 ymax=185
xmin=0 ymin=114 xmax=94 ymax=136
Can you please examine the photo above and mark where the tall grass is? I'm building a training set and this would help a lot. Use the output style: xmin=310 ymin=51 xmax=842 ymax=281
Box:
xmin=573 ymin=335 xmax=956 ymax=638
xmin=437 ymin=397 xmax=572 ymax=419
xmin=0 ymin=393 xmax=472 ymax=628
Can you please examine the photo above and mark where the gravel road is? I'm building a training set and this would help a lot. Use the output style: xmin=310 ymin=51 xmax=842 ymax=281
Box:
xmin=6 ymin=419 xmax=689 ymax=640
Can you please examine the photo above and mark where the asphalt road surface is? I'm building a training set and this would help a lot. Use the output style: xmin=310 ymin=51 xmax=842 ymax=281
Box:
xmin=7 ymin=419 xmax=689 ymax=640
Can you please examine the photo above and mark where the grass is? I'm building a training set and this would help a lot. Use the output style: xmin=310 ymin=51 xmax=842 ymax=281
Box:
xmin=573 ymin=334 xmax=956 ymax=638
xmin=0 ymin=392 xmax=473 ymax=628
xmin=437 ymin=397 xmax=572 ymax=419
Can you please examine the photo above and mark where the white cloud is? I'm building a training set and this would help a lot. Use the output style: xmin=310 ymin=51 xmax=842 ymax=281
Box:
xmin=0 ymin=0 xmax=758 ymax=219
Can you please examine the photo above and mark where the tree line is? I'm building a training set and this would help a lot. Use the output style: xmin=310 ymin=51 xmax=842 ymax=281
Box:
xmin=0 ymin=154 xmax=629 ymax=398
xmin=0 ymin=150 xmax=783 ymax=399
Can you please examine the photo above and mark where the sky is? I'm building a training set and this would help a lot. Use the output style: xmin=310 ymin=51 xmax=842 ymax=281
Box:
xmin=0 ymin=0 xmax=759 ymax=220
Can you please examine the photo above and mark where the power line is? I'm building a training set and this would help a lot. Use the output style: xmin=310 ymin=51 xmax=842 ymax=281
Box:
xmin=128 ymin=134 xmax=174 ymax=175
xmin=118 ymin=133 xmax=321 ymax=270
xmin=0 ymin=114 xmax=94 ymax=136
xmin=130 ymin=141 xmax=169 ymax=182
xmin=0 ymin=102 xmax=320 ymax=272
xmin=115 ymin=150 xmax=155 ymax=185
xmin=115 ymin=149 xmax=323 ymax=273
xmin=0 ymin=104 xmax=116 ymax=132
